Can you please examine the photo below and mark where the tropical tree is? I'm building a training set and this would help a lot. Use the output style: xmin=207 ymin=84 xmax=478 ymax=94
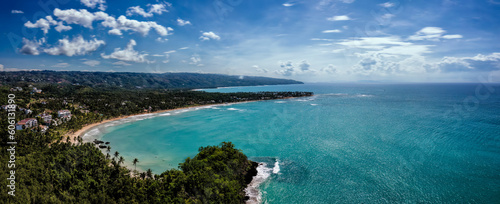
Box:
xmin=133 ymin=158 xmax=139 ymax=171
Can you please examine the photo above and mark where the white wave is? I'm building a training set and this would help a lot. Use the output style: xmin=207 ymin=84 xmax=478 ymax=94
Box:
xmin=323 ymin=93 xmax=348 ymax=96
xmin=274 ymin=101 xmax=286 ymax=103
xmin=158 ymin=112 xmax=171 ymax=116
xmin=227 ymin=108 xmax=246 ymax=111
xmin=273 ymin=160 xmax=280 ymax=174
xmin=245 ymin=163 xmax=273 ymax=204
xmin=356 ymin=94 xmax=373 ymax=97
xmin=310 ymin=104 xmax=318 ymax=106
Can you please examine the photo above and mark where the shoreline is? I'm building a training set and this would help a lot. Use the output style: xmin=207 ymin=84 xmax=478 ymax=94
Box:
xmin=65 ymin=100 xmax=268 ymax=144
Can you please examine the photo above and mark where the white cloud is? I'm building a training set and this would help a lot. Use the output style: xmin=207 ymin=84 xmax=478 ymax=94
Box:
xmin=253 ymin=65 xmax=269 ymax=73
xmin=126 ymin=4 xmax=168 ymax=17
xmin=327 ymin=15 xmax=351 ymax=21
xmin=275 ymin=60 xmax=316 ymax=76
xmin=156 ymin=37 xmax=168 ymax=42
xmin=101 ymin=39 xmax=150 ymax=63
xmin=24 ymin=16 xmax=58 ymax=34
xmin=102 ymin=15 xmax=171 ymax=36
xmin=408 ymin=27 xmax=462 ymax=41
xmin=0 ymin=64 xmax=3 ymax=71
xmin=83 ymin=60 xmax=101 ymax=66
xmin=52 ymin=62 xmax=70 ymax=68
xmin=321 ymin=64 xmax=337 ymax=74
xmin=299 ymin=60 xmax=310 ymax=71
xmin=19 ymin=38 xmax=46 ymax=55
xmin=381 ymin=13 xmax=395 ymax=19
xmin=165 ymin=50 xmax=176 ymax=54
xmin=179 ymin=47 xmax=189 ymax=50
xmin=380 ymin=2 xmax=394 ymax=7
xmin=44 ymin=36 xmax=105 ymax=57
xmin=11 ymin=10 xmax=24 ymax=14
xmin=189 ymin=54 xmax=202 ymax=65
xmin=53 ymin=8 xmax=171 ymax=36
xmin=322 ymin=29 xmax=341 ymax=33
xmin=177 ymin=18 xmax=191 ymax=26
xmin=283 ymin=3 xmax=295 ymax=7
xmin=200 ymin=31 xmax=221 ymax=41
xmin=80 ymin=0 xmax=106 ymax=11
xmin=442 ymin=34 xmax=463 ymax=39
xmin=53 ymin=8 xmax=100 ymax=28
xmin=112 ymin=61 xmax=132 ymax=66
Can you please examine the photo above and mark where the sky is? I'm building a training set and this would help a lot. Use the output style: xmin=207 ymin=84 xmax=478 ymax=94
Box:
xmin=1 ymin=0 xmax=500 ymax=83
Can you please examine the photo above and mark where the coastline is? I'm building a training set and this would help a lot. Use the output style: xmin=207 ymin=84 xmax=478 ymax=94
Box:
xmin=65 ymin=100 xmax=265 ymax=144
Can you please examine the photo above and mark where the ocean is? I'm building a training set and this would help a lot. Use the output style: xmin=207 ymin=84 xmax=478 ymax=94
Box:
xmin=82 ymin=83 xmax=500 ymax=203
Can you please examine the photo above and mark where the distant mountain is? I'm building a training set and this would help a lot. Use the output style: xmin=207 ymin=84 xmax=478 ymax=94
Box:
xmin=0 ymin=71 xmax=302 ymax=89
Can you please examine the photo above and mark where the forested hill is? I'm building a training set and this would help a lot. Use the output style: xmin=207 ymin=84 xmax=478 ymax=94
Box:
xmin=0 ymin=71 xmax=302 ymax=89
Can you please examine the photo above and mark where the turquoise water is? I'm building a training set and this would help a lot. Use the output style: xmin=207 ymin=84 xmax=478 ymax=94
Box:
xmin=85 ymin=83 xmax=500 ymax=203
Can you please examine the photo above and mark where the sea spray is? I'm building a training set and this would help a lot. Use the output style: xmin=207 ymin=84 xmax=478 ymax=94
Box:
xmin=245 ymin=162 xmax=273 ymax=204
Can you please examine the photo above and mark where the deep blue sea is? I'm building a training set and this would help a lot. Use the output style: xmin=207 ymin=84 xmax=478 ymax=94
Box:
xmin=83 ymin=83 xmax=500 ymax=203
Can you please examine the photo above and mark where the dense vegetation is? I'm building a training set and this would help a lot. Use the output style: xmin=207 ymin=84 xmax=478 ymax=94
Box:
xmin=0 ymin=71 xmax=303 ymax=89
xmin=0 ymin=82 xmax=312 ymax=203
xmin=1 ymin=135 xmax=257 ymax=203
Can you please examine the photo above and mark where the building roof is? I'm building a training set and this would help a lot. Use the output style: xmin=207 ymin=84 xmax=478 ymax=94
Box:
xmin=17 ymin=118 xmax=36 ymax=125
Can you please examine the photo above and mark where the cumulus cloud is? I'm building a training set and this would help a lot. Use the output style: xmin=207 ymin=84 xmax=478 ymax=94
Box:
xmin=177 ymin=18 xmax=191 ymax=26
xmin=321 ymin=64 xmax=337 ymax=74
xmin=126 ymin=3 xmax=168 ymax=17
xmin=101 ymin=39 xmax=150 ymax=63
xmin=83 ymin=60 xmax=101 ymax=66
xmin=53 ymin=8 xmax=101 ymax=28
xmin=299 ymin=60 xmax=310 ymax=71
xmin=24 ymin=16 xmax=57 ymax=34
xmin=436 ymin=53 xmax=500 ymax=72
xmin=19 ymin=38 xmax=46 ymax=55
xmin=189 ymin=54 xmax=202 ymax=65
xmin=80 ymin=0 xmax=106 ymax=11
xmin=327 ymin=15 xmax=351 ymax=21
xmin=53 ymin=8 xmax=171 ymax=36
xmin=200 ymin=32 xmax=221 ymax=41
xmin=102 ymin=15 xmax=171 ymax=36
xmin=275 ymin=60 xmax=316 ymax=76
xmin=11 ymin=10 xmax=24 ymax=14
xmin=283 ymin=3 xmax=295 ymax=7
xmin=351 ymin=52 xmax=500 ymax=77
xmin=43 ymin=36 xmax=105 ymax=56
xmin=409 ymin=27 xmax=462 ymax=41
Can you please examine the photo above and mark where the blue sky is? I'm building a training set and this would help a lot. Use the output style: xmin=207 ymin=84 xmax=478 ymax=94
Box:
xmin=1 ymin=0 xmax=500 ymax=82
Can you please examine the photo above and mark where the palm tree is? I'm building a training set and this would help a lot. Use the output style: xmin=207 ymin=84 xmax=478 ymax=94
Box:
xmin=133 ymin=158 xmax=139 ymax=171
xmin=118 ymin=156 xmax=124 ymax=165
xmin=106 ymin=146 xmax=111 ymax=154
xmin=114 ymin=151 xmax=119 ymax=159
xmin=146 ymin=168 xmax=153 ymax=179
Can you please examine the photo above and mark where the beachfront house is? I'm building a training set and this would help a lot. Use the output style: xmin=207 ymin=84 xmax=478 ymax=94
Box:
xmin=16 ymin=118 xmax=38 ymax=130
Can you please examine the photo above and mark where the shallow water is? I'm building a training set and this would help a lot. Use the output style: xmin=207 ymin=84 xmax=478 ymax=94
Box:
xmin=84 ymin=83 xmax=500 ymax=203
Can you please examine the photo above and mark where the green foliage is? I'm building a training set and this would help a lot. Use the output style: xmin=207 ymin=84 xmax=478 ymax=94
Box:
xmin=0 ymin=136 xmax=254 ymax=203
xmin=0 ymin=71 xmax=303 ymax=89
